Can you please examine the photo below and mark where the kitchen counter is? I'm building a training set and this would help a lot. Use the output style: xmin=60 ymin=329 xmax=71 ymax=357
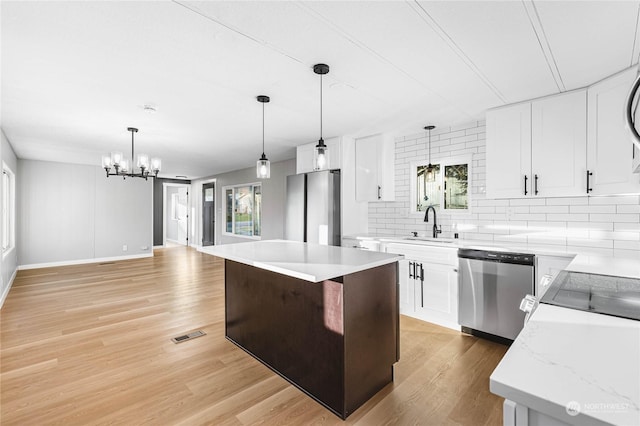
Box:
xmin=490 ymin=303 xmax=640 ymax=425
xmin=198 ymin=239 xmax=403 ymax=282
xmin=199 ymin=239 xmax=401 ymax=419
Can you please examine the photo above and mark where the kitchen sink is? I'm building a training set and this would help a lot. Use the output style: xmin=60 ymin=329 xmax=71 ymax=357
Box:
xmin=403 ymin=236 xmax=454 ymax=243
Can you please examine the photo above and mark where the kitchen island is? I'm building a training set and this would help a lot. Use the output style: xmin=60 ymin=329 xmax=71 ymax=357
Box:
xmin=198 ymin=240 xmax=403 ymax=419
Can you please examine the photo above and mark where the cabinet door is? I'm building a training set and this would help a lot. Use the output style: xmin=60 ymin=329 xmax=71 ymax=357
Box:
xmin=415 ymin=262 xmax=458 ymax=325
xmin=355 ymin=135 xmax=380 ymax=201
xmin=486 ymin=103 xmax=532 ymax=199
xmin=296 ymin=143 xmax=315 ymax=174
xmin=587 ymin=66 xmax=640 ymax=195
xmin=531 ymin=90 xmax=587 ymax=197
xmin=398 ymin=259 xmax=416 ymax=315
xmin=355 ymin=133 xmax=395 ymax=202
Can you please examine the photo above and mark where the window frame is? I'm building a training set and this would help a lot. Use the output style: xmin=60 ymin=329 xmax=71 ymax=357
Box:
xmin=222 ymin=182 xmax=262 ymax=240
xmin=409 ymin=154 xmax=473 ymax=216
xmin=2 ymin=163 xmax=15 ymax=258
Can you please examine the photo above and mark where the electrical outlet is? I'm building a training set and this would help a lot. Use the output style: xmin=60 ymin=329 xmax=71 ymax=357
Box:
xmin=122 ymin=245 xmax=128 ymax=251
xmin=141 ymin=246 xmax=149 ymax=251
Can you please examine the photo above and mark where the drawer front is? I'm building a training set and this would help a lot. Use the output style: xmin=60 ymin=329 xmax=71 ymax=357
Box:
xmin=384 ymin=243 xmax=457 ymax=266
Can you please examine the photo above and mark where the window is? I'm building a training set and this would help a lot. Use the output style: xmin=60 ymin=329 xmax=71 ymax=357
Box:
xmin=410 ymin=155 xmax=472 ymax=214
xmin=2 ymin=164 xmax=15 ymax=256
xmin=223 ymin=183 xmax=262 ymax=238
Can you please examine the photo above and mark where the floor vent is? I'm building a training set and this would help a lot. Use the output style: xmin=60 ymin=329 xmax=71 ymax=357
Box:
xmin=99 ymin=262 xmax=115 ymax=265
xmin=171 ymin=330 xmax=206 ymax=344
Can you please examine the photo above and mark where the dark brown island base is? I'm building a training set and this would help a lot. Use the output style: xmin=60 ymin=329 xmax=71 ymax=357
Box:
xmin=200 ymin=240 xmax=403 ymax=419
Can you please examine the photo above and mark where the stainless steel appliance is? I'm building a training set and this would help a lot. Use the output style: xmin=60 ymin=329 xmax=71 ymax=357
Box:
xmin=540 ymin=270 xmax=640 ymax=321
xmin=458 ymin=249 xmax=535 ymax=341
xmin=285 ymin=170 xmax=340 ymax=246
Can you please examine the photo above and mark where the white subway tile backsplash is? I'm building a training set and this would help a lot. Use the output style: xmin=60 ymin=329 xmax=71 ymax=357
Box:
xmin=530 ymin=205 xmax=569 ymax=214
xmin=570 ymin=205 xmax=616 ymax=214
xmin=590 ymin=213 xmax=640 ymax=223
xmin=617 ymin=204 xmax=640 ymax=213
xmin=368 ymin=120 xmax=640 ymax=252
xmin=567 ymin=238 xmax=614 ymax=249
xmin=614 ymin=240 xmax=640 ymax=250
xmin=509 ymin=198 xmax=546 ymax=206
xmin=589 ymin=195 xmax=640 ymax=205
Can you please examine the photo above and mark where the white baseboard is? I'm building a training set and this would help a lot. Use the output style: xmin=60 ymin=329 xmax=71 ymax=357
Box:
xmin=153 ymin=245 xmax=164 ymax=249
xmin=18 ymin=253 xmax=154 ymax=271
xmin=0 ymin=268 xmax=17 ymax=310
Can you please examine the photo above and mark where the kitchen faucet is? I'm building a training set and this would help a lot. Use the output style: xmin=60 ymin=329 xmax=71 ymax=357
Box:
xmin=423 ymin=206 xmax=442 ymax=238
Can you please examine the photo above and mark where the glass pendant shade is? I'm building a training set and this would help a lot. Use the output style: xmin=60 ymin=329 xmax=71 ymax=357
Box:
xmin=137 ymin=153 xmax=149 ymax=170
xmin=314 ymin=140 xmax=329 ymax=171
xmin=425 ymin=164 xmax=436 ymax=182
xmin=111 ymin=151 xmax=123 ymax=167
xmin=150 ymin=158 xmax=161 ymax=173
xmin=119 ymin=158 xmax=129 ymax=173
xmin=102 ymin=155 xmax=112 ymax=170
xmin=257 ymin=154 xmax=270 ymax=179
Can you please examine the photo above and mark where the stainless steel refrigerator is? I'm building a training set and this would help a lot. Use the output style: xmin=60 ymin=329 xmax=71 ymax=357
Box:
xmin=285 ymin=170 xmax=341 ymax=246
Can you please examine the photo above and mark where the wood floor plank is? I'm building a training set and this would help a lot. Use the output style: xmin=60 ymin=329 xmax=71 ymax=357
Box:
xmin=0 ymin=246 xmax=507 ymax=425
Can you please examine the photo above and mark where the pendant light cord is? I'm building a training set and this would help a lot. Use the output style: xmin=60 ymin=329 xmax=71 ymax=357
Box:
xmin=428 ymin=127 xmax=431 ymax=164
xmin=262 ymin=101 xmax=265 ymax=155
xmin=320 ymin=73 xmax=323 ymax=141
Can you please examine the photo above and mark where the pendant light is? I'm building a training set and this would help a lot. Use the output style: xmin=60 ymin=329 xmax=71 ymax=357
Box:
xmin=313 ymin=63 xmax=330 ymax=171
xmin=424 ymin=125 xmax=436 ymax=182
xmin=256 ymin=95 xmax=271 ymax=179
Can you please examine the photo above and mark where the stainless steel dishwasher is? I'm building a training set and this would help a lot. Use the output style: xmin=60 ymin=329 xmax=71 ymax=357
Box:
xmin=458 ymin=249 xmax=535 ymax=341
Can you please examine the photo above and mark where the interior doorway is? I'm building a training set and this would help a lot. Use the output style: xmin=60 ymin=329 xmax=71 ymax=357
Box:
xmin=202 ymin=182 xmax=215 ymax=246
xmin=163 ymin=183 xmax=190 ymax=247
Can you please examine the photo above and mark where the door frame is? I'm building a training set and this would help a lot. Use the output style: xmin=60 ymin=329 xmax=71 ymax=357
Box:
xmin=162 ymin=182 xmax=191 ymax=247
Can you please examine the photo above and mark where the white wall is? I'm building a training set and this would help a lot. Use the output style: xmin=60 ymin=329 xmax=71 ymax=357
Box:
xmin=18 ymin=159 xmax=153 ymax=266
xmin=0 ymin=130 xmax=18 ymax=307
xmin=191 ymin=158 xmax=295 ymax=246
xmin=369 ymin=120 xmax=640 ymax=258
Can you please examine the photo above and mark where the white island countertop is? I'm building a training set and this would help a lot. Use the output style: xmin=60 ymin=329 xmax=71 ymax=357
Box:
xmin=490 ymin=303 xmax=640 ymax=426
xmin=198 ymin=240 xmax=403 ymax=283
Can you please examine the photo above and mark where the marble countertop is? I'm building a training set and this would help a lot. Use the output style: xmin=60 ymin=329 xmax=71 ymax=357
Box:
xmin=343 ymin=234 xmax=640 ymax=277
xmin=198 ymin=240 xmax=403 ymax=283
xmin=490 ymin=303 xmax=640 ymax=425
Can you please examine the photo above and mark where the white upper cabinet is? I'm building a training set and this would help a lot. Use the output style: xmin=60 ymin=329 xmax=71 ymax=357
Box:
xmin=587 ymin=66 xmax=640 ymax=194
xmin=296 ymin=136 xmax=342 ymax=174
xmin=531 ymin=89 xmax=587 ymax=197
xmin=486 ymin=102 xmax=532 ymax=198
xmin=355 ymin=133 xmax=395 ymax=202
xmin=487 ymin=89 xmax=587 ymax=198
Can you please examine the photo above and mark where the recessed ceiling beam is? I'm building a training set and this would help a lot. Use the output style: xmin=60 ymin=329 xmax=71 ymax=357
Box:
xmin=521 ymin=0 xmax=565 ymax=92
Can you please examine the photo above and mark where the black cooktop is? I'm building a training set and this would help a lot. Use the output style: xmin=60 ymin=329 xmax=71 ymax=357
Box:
xmin=540 ymin=270 xmax=640 ymax=321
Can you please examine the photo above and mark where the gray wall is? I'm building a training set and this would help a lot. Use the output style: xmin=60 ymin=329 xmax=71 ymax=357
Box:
xmin=152 ymin=177 xmax=190 ymax=246
xmin=18 ymin=159 xmax=153 ymax=266
xmin=191 ymin=158 xmax=296 ymax=246
xmin=1 ymin=130 xmax=18 ymax=303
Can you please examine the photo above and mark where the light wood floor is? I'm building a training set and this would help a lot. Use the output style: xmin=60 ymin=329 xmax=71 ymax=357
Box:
xmin=1 ymin=247 xmax=508 ymax=425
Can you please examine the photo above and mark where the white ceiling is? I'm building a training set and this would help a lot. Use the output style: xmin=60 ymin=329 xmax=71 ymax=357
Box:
xmin=2 ymin=1 xmax=639 ymax=179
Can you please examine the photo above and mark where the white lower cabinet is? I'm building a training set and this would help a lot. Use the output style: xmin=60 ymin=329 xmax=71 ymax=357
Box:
xmin=504 ymin=399 xmax=570 ymax=426
xmin=386 ymin=243 xmax=459 ymax=331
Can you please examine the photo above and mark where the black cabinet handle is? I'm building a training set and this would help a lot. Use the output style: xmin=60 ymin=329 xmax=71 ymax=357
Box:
xmin=524 ymin=175 xmax=528 ymax=196
xmin=419 ymin=264 xmax=424 ymax=308
xmin=586 ymin=170 xmax=593 ymax=194
xmin=377 ymin=185 xmax=382 ymax=200
xmin=534 ymin=174 xmax=539 ymax=195
xmin=409 ymin=262 xmax=414 ymax=279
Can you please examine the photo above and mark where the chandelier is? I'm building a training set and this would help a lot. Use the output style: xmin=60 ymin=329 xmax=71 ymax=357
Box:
xmin=102 ymin=127 xmax=161 ymax=180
